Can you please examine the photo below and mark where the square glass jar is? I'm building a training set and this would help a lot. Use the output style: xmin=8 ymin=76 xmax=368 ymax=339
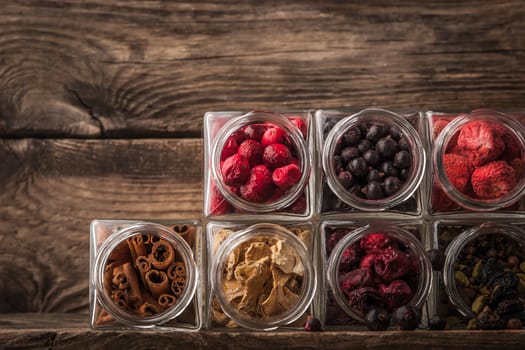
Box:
xmin=315 ymin=108 xmax=426 ymax=217
xmin=426 ymin=110 xmax=525 ymax=214
xmin=205 ymin=221 xmax=318 ymax=331
xmin=320 ymin=219 xmax=431 ymax=329
xmin=89 ymin=220 xmax=202 ymax=330
xmin=430 ymin=218 xmax=525 ymax=330
xmin=203 ymin=110 xmax=315 ymax=220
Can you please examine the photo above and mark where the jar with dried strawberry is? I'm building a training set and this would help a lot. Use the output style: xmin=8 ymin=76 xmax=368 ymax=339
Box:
xmin=90 ymin=220 xmax=201 ymax=330
xmin=431 ymin=109 xmax=525 ymax=212
xmin=204 ymin=111 xmax=312 ymax=218
xmin=325 ymin=222 xmax=431 ymax=326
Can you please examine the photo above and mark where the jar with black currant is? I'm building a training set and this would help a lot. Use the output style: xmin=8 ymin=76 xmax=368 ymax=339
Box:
xmin=204 ymin=110 xmax=313 ymax=219
xmin=317 ymin=108 xmax=425 ymax=215
xmin=90 ymin=220 xmax=201 ymax=330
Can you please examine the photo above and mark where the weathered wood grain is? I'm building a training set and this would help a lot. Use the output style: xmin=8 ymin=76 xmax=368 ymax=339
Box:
xmin=1 ymin=1 xmax=525 ymax=136
xmin=0 ymin=138 xmax=201 ymax=313
xmin=1 ymin=314 xmax=525 ymax=350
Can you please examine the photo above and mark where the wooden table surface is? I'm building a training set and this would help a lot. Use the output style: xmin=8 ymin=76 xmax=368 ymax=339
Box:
xmin=1 ymin=1 xmax=525 ymax=349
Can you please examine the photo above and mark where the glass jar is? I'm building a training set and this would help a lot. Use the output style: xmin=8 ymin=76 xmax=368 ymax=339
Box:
xmin=203 ymin=110 xmax=313 ymax=218
xmin=318 ymin=108 xmax=425 ymax=214
xmin=326 ymin=223 xmax=431 ymax=324
xmin=207 ymin=222 xmax=316 ymax=330
xmin=443 ymin=223 xmax=525 ymax=320
xmin=90 ymin=220 xmax=201 ymax=330
xmin=432 ymin=109 xmax=525 ymax=212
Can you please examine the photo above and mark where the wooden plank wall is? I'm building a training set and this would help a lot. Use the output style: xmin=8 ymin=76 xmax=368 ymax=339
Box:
xmin=1 ymin=0 xmax=525 ymax=315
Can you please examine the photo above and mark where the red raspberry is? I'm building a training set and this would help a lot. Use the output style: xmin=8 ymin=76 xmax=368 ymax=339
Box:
xmin=443 ymin=153 xmax=472 ymax=193
xmin=237 ymin=139 xmax=263 ymax=166
xmin=263 ymin=144 xmax=292 ymax=169
xmin=220 ymin=136 xmax=238 ymax=161
xmin=220 ymin=154 xmax=250 ymax=186
xmin=471 ymin=160 xmax=517 ymax=199
xmin=261 ymin=126 xmax=288 ymax=146
xmin=457 ymin=121 xmax=505 ymax=166
xmin=240 ymin=166 xmax=274 ymax=203
xmin=289 ymin=117 xmax=307 ymax=138
xmin=272 ymin=163 xmax=301 ymax=190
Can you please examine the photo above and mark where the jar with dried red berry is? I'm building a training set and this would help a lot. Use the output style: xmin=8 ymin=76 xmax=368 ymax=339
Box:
xmin=318 ymin=108 xmax=425 ymax=214
xmin=430 ymin=109 xmax=525 ymax=212
xmin=325 ymin=222 xmax=431 ymax=326
xmin=204 ymin=111 xmax=312 ymax=218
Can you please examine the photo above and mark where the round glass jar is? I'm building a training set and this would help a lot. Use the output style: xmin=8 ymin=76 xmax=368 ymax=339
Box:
xmin=211 ymin=223 xmax=316 ymax=330
xmin=327 ymin=224 xmax=431 ymax=323
xmin=322 ymin=108 xmax=425 ymax=211
xmin=433 ymin=109 xmax=525 ymax=211
xmin=210 ymin=111 xmax=311 ymax=213
xmin=443 ymin=223 xmax=525 ymax=319
xmin=94 ymin=223 xmax=198 ymax=328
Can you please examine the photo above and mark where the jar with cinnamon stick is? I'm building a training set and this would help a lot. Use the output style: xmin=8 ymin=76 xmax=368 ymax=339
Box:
xmin=90 ymin=220 xmax=201 ymax=330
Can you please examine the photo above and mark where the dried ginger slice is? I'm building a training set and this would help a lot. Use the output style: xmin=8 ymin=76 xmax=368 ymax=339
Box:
xmin=236 ymin=257 xmax=271 ymax=315
xmin=271 ymin=239 xmax=304 ymax=276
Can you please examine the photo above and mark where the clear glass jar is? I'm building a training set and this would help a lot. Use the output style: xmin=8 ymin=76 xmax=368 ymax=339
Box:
xmin=90 ymin=220 xmax=201 ymax=330
xmin=318 ymin=108 xmax=425 ymax=214
xmin=443 ymin=223 xmax=525 ymax=320
xmin=206 ymin=222 xmax=316 ymax=330
xmin=203 ymin=110 xmax=313 ymax=218
xmin=325 ymin=223 xmax=431 ymax=325
xmin=432 ymin=109 xmax=525 ymax=212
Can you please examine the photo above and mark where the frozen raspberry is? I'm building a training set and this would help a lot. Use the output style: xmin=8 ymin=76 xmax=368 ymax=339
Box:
xmin=360 ymin=233 xmax=394 ymax=252
xmin=289 ymin=117 xmax=307 ymax=138
xmin=443 ymin=153 xmax=472 ymax=192
xmin=457 ymin=121 xmax=505 ymax=166
xmin=239 ymin=166 xmax=274 ymax=203
xmin=263 ymin=144 xmax=292 ymax=169
xmin=286 ymin=192 xmax=307 ymax=213
xmin=509 ymin=158 xmax=523 ymax=178
xmin=272 ymin=163 xmax=301 ymax=190
xmin=340 ymin=267 xmax=374 ymax=295
xmin=471 ymin=160 xmax=517 ymax=199
xmin=238 ymin=139 xmax=264 ymax=166
xmin=382 ymin=280 xmax=413 ymax=311
xmin=267 ymin=187 xmax=284 ymax=202
xmin=374 ymin=247 xmax=411 ymax=282
xmin=220 ymin=154 xmax=250 ymax=186
xmin=261 ymin=126 xmax=288 ymax=146
xmin=495 ymin=125 xmax=522 ymax=161
xmin=221 ymin=136 xmax=238 ymax=161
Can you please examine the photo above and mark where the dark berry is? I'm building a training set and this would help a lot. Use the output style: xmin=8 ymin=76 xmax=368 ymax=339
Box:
xmin=393 ymin=150 xmax=411 ymax=169
xmin=337 ymin=171 xmax=354 ymax=189
xmin=398 ymin=137 xmax=409 ymax=151
xmin=477 ymin=311 xmax=505 ymax=330
xmin=426 ymin=249 xmax=445 ymax=271
xmin=358 ymin=139 xmax=372 ymax=154
xmin=383 ymin=176 xmax=403 ymax=196
xmin=348 ymin=157 xmax=368 ymax=178
xmin=428 ymin=315 xmax=447 ymax=330
xmin=334 ymin=155 xmax=343 ymax=173
xmin=363 ymin=150 xmax=380 ymax=166
xmin=496 ymin=298 xmax=524 ymax=316
xmin=392 ymin=305 xmax=421 ymax=331
xmin=367 ymin=169 xmax=382 ymax=183
xmin=332 ymin=197 xmax=349 ymax=211
xmin=340 ymin=147 xmax=360 ymax=164
xmin=366 ymin=124 xmax=384 ymax=143
xmin=343 ymin=127 xmax=361 ymax=146
xmin=507 ymin=318 xmax=522 ymax=329
xmin=304 ymin=316 xmax=322 ymax=332
xmin=399 ymin=168 xmax=410 ymax=181
xmin=363 ymin=181 xmax=384 ymax=200
xmin=349 ymin=184 xmax=365 ymax=198
xmin=376 ymin=138 xmax=399 ymax=159
xmin=365 ymin=307 xmax=391 ymax=331
xmin=323 ymin=120 xmax=336 ymax=138
xmin=379 ymin=161 xmax=399 ymax=178
xmin=389 ymin=126 xmax=402 ymax=141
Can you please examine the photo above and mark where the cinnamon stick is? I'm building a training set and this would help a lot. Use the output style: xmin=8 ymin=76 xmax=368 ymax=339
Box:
xmin=149 ymin=239 xmax=175 ymax=270
xmin=111 ymin=265 xmax=128 ymax=290
xmin=135 ymin=255 xmax=152 ymax=286
xmin=170 ymin=276 xmax=186 ymax=297
xmin=145 ymin=269 xmax=170 ymax=298
xmin=173 ymin=224 xmax=195 ymax=247
xmin=108 ymin=241 xmax=132 ymax=266
xmin=95 ymin=309 xmax=114 ymax=325
xmin=103 ymin=263 xmax=114 ymax=296
xmin=158 ymin=294 xmax=177 ymax=309
xmin=122 ymin=262 xmax=141 ymax=302
xmin=167 ymin=261 xmax=186 ymax=280
xmin=138 ymin=302 xmax=162 ymax=316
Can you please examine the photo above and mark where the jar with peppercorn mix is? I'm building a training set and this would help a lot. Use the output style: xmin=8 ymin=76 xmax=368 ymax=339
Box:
xmin=317 ymin=108 xmax=426 ymax=216
xmin=203 ymin=110 xmax=313 ymax=219
xmin=90 ymin=220 xmax=201 ymax=330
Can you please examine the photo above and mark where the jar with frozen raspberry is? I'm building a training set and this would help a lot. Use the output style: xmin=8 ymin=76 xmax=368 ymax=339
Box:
xmin=321 ymin=108 xmax=425 ymax=212
xmin=432 ymin=109 xmax=525 ymax=212
xmin=326 ymin=224 xmax=431 ymax=324
xmin=443 ymin=223 xmax=525 ymax=326
xmin=209 ymin=223 xmax=316 ymax=330
xmin=90 ymin=220 xmax=200 ymax=330
xmin=204 ymin=111 xmax=312 ymax=217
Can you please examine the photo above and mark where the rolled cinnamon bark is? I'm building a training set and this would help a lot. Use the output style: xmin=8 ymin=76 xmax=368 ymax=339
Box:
xmin=135 ymin=255 xmax=152 ymax=286
xmin=111 ymin=265 xmax=128 ymax=290
xmin=122 ymin=262 xmax=141 ymax=302
xmin=138 ymin=302 xmax=163 ymax=316
xmin=111 ymin=290 xmax=129 ymax=309
xmin=173 ymin=225 xmax=195 ymax=247
xmin=170 ymin=276 xmax=186 ymax=297
xmin=95 ymin=310 xmax=114 ymax=325
xmin=149 ymin=239 xmax=175 ymax=270
xmin=167 ymin=261 xmax=186 ymax=280
xmin=103 ymin=263 xmax=114 ymax=296
xmin=145 ymin=269 xmax=170 ymax=298
xmin=108 ymin=241 xmax=132 ymax=266
xmin=128 ymin=235 xmax=147 ymax=260
xmin=158 ymin=294 xmax=177 ymax=309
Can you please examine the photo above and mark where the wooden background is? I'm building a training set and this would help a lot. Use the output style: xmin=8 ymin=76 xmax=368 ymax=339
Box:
xmin=1 ymin=0 xmax=525 ymax=348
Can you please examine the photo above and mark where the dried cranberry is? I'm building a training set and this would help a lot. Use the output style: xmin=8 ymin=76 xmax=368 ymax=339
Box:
xmin=382 ymin=280 xmax=413 ymax=311
xmin=360 ymin=233 xmax=393 ymax=252
xmin=340 ymin=244 xmax=361 ymax=272
xmin=340 ymin=268 xmax=374 ymax=295
xmin=374 ymin=247 xmax=411 ymax=282
xmin=347 ymin=287 xmax=382 ymax=314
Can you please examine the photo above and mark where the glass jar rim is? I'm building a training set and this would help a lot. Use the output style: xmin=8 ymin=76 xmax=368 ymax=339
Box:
xmin=322 ymin=108 xmax=425 ymax=211
xmin=443 ymin=223 xmax=525 ymax=318
xmin=94 ymin=222 xmax=198 ymax=327
xmin=211 ymin=223 xmax=316 ymax=330
xmin=210 ymin=111 xmax=311 ymax=213
xmin=326 ymin=223 xmax=432 ymax=323
xmin=433 ymin=109 xmax=525 ymax=211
